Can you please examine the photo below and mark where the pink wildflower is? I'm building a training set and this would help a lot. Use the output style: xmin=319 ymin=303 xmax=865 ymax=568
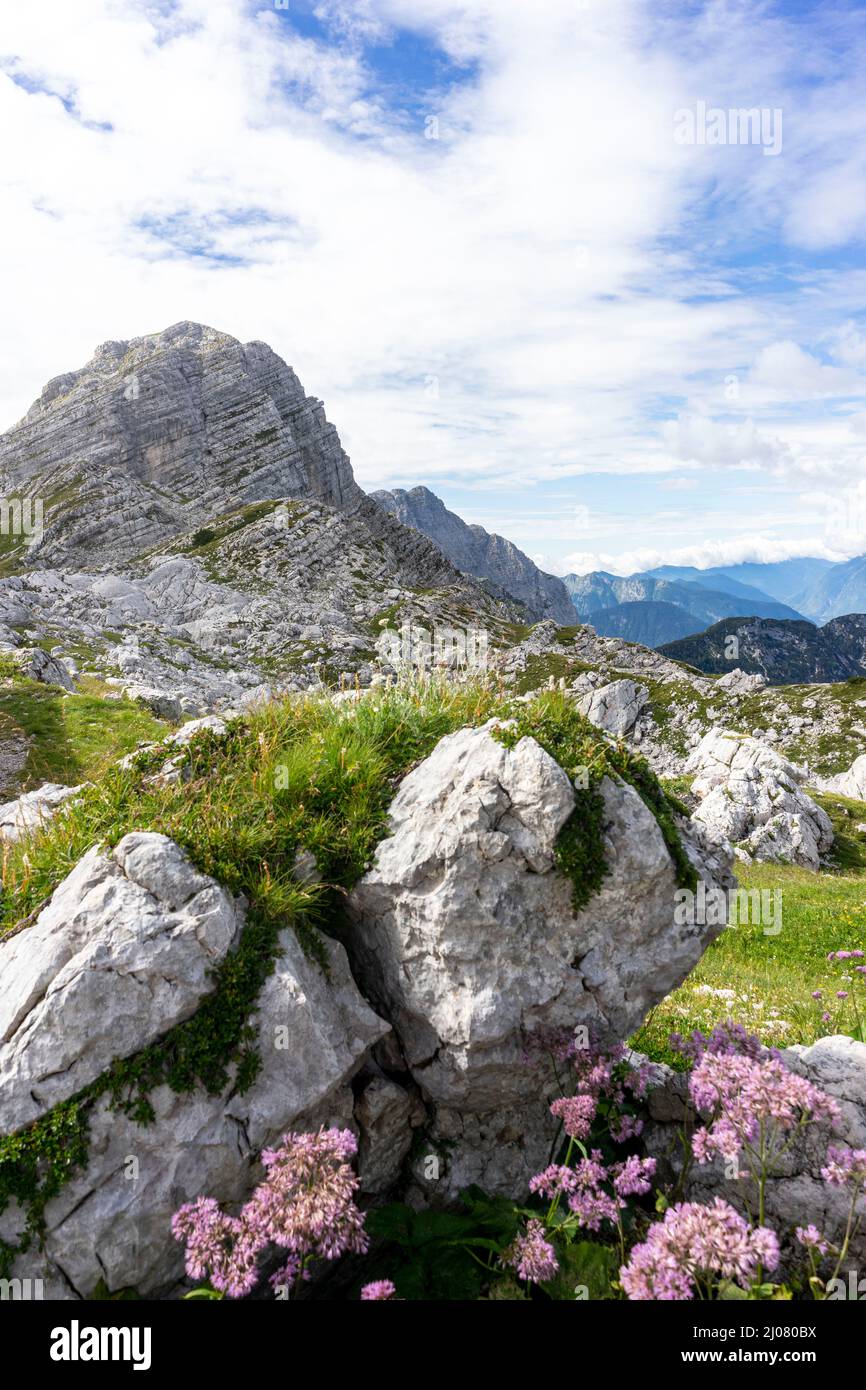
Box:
xmin=172 ymin=1127 xmax=368 ymax=1297
xmin=361 ymin=1280 xmax=398 ymax=1301
xmin=821 ymin=1145 xmax=866 ymax=1192
xmin=504 ymin=1219 xmax=559 ymax=1284
xmin=796 ymin=1225 xmax=830 ymax=1256
xmin=689 ymin=1052 xmax=840 ymax=1164
xmin=550 ymin=1094 xmax=596 ymax=1140
xmin=620 ymin=1198 xmax=779 ymax=1301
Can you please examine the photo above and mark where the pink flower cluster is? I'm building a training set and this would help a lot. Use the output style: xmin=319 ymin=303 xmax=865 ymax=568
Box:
xmin=172 ymin=1127 xmax=368 ymax=1298
xmin=570 ymin=1039 xmax=653 ymax=1106
xmin=530 ymin=1152 xmax=656 ymax=1232
xmin=689 ymin=1052 xmax=840 ymax=1163
xmin=504 ymin=1219 xmax=559 ymax=1284
xmin=821 ymin=1144 xmax=866 ymax=1193
xmin=670 ymin=1020 xmax=775 ymax=1064
xmin=550 ymin=1094 xmax=596 ymax=1140
xmin=360 ymin=1280 xmax=398 ymax=1301
xmin=796 ymin=1224 xmax=830 ymax=1256
xmin=620 ymin=1198 xmax=779 ymax=1301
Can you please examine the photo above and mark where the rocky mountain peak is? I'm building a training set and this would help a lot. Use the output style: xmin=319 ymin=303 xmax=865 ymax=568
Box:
xmin=2 ymin=322 xmax=363 ymax=568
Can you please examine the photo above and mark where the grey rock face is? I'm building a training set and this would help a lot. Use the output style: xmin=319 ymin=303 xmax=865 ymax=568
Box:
xmin=644 ymin=1035 xmax=866 ymax=1275
xmin=356 ymin=1076 xmax=424 ymax=1195
xmin=717 ymin=667 xmax=768 ymax=695
xmin=0 ymin=782 xmax=83 ymax=843
xmin=1 ymin=322 xmax=363 ymax=570
xmin=818 ymin=753 xmax=866 ymax=800
xmin=347 ymin=722 xmax=734 ymax=1197
xmin=576 ymin=679 xmax=648 ymax=738
xmin=373 ymin=485 xmax=575 ymax=624
xmin=17 ymin=647 xmax=75 ymax=690
xmin=685 ymin=730 xmax=833 ymax=869
xmin=2 ymin=907 xmax=389 ymax=1297
xmin=0 ymin=833 xmax=244 ymax=1132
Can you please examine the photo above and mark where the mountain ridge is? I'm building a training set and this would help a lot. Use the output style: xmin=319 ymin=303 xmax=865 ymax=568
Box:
xmin=659 ymin=612 xmax=866 ymax=683
xmin=372 ymin=484 xmax=575 ymax=624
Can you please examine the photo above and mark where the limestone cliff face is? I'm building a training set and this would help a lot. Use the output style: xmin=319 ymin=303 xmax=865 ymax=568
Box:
xmin=372 ymin=485 xmax=576 ymax=624
xmin=0 ymin=321 xmax=364 ymax=568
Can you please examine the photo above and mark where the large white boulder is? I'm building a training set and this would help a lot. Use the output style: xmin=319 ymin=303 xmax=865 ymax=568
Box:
xmin=348 ymin=722 xmax=734 ymax=1197
xmin=818 ymin=754 xmax=866 ymax=802
xmin=716 ymin=668 xmax=767 ymax=695
xmin=685 ymin=729 xmax=832 ymax=869
xmin=2 ymin=908 xmax=390 ymax=1297
xmin=576 ymin=679 xmax=648 ymax=738
xmin=0 ymin=833 xmax=244 ymax=1132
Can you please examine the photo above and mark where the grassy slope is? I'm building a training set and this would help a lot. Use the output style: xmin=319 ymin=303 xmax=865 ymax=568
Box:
xmin=0 ymin=675 xmax=169 ymax=795
xmin=633 ymin=796 xmax=866 ymax=1064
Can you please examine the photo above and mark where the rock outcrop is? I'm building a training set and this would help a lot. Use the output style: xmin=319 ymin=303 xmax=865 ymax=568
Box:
xmin=1 ymin=858 xmax=390 ymax=1298
xmin=0 ymin=833 xmax=245 ymax=1132
xmin=347 ymin=722 xmax=734 ymax=1198
xmin=16 ymin=648 xmax=76 ymax=690
xmin=0 ymin=324 xmax=523 ymax=714
xmin=0 ymin=782 xmax=82 ymax=843
xmin=685 ymin=729 xmax=833 ymax=869
xmin=1 ymin=322 xmax=364 ymax=570
xmin=576 ymin=678 xmax=648 ymax=738
xmin=818 ymin=753 xmax=866 ymax=801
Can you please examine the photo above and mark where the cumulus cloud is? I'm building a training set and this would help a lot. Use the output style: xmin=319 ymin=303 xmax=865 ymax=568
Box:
xmin=663 ymin=412 xmax=792 ymax=470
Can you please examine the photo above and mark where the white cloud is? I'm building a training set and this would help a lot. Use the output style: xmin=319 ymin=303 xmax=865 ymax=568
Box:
xmin=558 ymin=533 xmax=850 ymax=579
xmin=0 ymin=0 xmax=865 ymax=570
xmin=750 ymin=341 xmax=864 ymax=397
xmin=663 ymin=412 xmax=792 ymax=470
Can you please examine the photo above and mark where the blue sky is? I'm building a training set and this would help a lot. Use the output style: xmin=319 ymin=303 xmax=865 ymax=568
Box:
xmin=1 ymin=0 xmax=866 ymax=576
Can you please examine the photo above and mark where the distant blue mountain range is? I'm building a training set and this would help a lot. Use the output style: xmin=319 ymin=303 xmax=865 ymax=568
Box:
xmin=562 ymin=555 xmax=866 ymax=647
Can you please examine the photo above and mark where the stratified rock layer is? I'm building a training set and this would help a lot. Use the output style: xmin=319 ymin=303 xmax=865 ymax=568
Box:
xmin=373 ymin=485 xmax=576 ymax=624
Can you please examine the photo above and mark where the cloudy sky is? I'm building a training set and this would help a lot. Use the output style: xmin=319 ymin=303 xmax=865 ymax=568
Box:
xmin=2 ymin=0 xmax=866 ymax=576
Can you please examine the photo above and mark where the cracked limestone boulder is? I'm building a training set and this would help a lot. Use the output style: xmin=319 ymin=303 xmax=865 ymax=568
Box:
xmin=16 ymin=647 xmax=76 ymax=691
xmin=685 ymin=729 xmax=833 ymax=869
xmin=818 ymin=753 xmax=866 ymax=802
xmin=1 ymin=835 xmax=389 ymax=1297
xmin=0 ymin=833 xmax=244 ymax=1132
xmin=346 ymin=721 xmax=734 ymax=1199
xmin=576 ymin=679 xmax=648 ymax=739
